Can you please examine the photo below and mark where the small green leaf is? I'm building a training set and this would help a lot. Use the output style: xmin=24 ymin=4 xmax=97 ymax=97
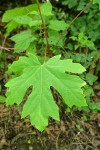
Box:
xmin=44 ymin=30 xmax=63 ymax=47
xmin=93 ymin=0 xmax=100 ymax=9
xmin=84 ymin=85 xmax=94 ymax=97
xmin=10 ymin=30 xmax=36 ymax=52
xmin=86 ymin=73 xmax=98 ymax=85
xmin=95 ymin=102 xmax=100 ymax=110
xmin=2 ymin=7 xmax=26 ymax=22
xmin=81 ymin=115 xmax=88 ymax=121
xmin=5 ymin=21 xmax=19 ymax=33
xmin=5 ymin=54 xmax=86 ymax=131
xmin=77 ymin=2 xmax=86 ymax=10
xmin=0 ymin=96 xmax=6 ymax=103
xmin=41 ymin=2 xmax=53 ymax=16
xmin=2 ymin=4 xmax=38 ymax=22
xmin=29 ymin=20 xmax=42 ymax=27
xmin=2 ymin=4 xmax=38 ymax=32
xmin=89 ymin=102 xmax=100 ymax=110
xmin=49 ymin=20 xmax=68 ymax=31
xmin=62 ymin=0 xmax=77 ymax=8
xmin=13 ymin=15 xmax=32 ymax=25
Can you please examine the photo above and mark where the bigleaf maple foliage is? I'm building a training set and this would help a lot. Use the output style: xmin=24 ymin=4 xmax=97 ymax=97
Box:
xmin=6 ymin=53 xmax=87 ymax=131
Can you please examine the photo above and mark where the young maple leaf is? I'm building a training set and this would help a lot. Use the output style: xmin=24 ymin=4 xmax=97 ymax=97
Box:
xmin=5 ymin=53 xmax=87 ymax=131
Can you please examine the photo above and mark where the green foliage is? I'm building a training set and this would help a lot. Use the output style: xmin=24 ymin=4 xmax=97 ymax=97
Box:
xmin=55 ymin=0 xmax=100 ymax=114
xmin=2 ymin=0 xmax=100 ymax=130
xmin=49 ymin=20 xmax=68 ymax=31
xmin=2 ymin=2 xmax=68 ymax=53
xmin=6 ymin=53 xmax=86 ymax=131
xmin=86 ymin=73 xmax=98 ymax=85
xmin=0 ymin=95 xmax=6 ymax=103
xmin=89 ymin=102 xmax=100 ymax=110
xmin=10 ymin=30 xmax=37 ymax=52
xmin=62 ymin=0 xmax=78 ymax=8
xmin=59 ymin=0 xmax=100 ymax=46
xmin=70 ymin=33 xmax=96 ymax=50
xmin=2 ymin=4 xmax=38 ymax=33
xmin=61 ymin=0 xmax=100 ymax=10
xmin=79 ymin=84 xmax=100 ymax=113
xmin=2 ymin=4 xmax=38 ymax=22
xmin=40 ymin=2 xmax=53 ymax=16
xmin=93 ymin=0 xmax=100 ymax=9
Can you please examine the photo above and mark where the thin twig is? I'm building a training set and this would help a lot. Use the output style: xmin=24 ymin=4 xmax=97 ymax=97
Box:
xmin=56 ymin=0 xmax=93 ymax=46
xmin=25 ymin=7 xmax=35 ymax=20
xmin=0 ymin=46 xmax=24 ymax=51
xmin=11 ymin=132 xmax=36 ymax=145
xmin=36 ymin=0 xmax=49 ymax=63
xmin=55 ymin=131 xmax=61 ymax=150
xmin=1 ymin=35 xmax=8 ymax=72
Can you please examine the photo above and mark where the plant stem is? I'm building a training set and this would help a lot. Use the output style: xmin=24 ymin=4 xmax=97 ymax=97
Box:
xmin=36 ymin=0 xmax=49 ymax=63
xmin=56 ymin=0 xmax=93 ymax=46
xmin=0 ymin=46 xmax=23 ymax=51
xmin=1 ymin=35 xmax=7 ymax=72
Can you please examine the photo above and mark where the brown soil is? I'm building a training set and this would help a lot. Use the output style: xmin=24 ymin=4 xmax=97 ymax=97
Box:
xmin=0 ymin=101 xmax=100 ymax=150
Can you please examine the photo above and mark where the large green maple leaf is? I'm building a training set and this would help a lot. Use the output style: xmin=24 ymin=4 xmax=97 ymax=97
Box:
xmin=6 ymin=53 xmax=87 ymax=131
